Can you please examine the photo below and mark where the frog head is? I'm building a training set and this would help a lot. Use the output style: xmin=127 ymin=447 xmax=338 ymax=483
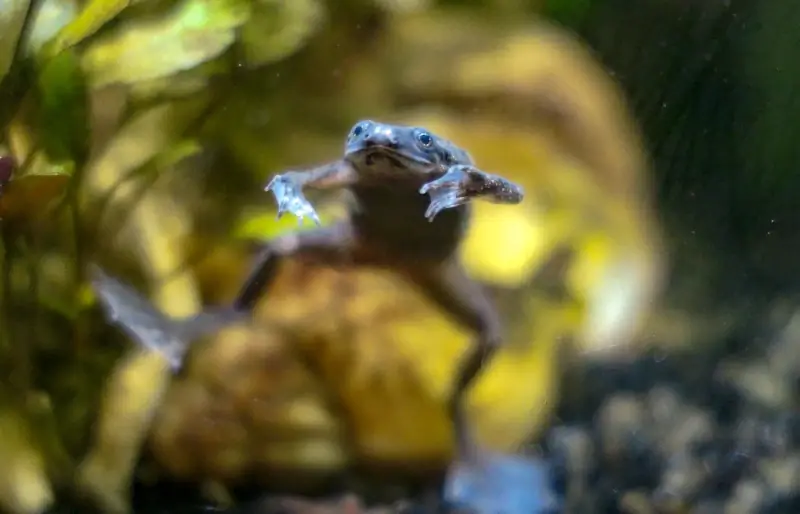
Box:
xmin=343 ymin=120 xmax=471 ymax=179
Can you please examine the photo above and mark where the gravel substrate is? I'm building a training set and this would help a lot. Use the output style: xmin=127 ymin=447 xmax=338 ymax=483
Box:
xmin=543 ymin=305 xmax=800 ymax=514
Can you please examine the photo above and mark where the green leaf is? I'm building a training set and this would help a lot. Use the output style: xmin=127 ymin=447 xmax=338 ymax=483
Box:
xmin=1 ymin=116 xmax=74 ymax=222
xmin=35 ymin=47 xmax=89 ymax=164
xmin=128 ymin=58 xmax=226 ymax=102
xmin=80 ymin=0 xmax=250 ymax=87
xmin=32 ymin=253 xmax=83 ymax=319
xmin=26 ymin=0 xmax=79 ymax=55
xmin=79 ymin=96 xmax=211 ymax=218
xmin=239 ymin=0 xmax=323 ymax=69
xmin=0 ymin=159 xmax=73 ymax=222
xmin=45 ymin=0 xmax=134 ymax=57
xmin=0 ymin=0 xmax=32 ymax=80
xmin=150 ymin=138 xmax=202 ymax=170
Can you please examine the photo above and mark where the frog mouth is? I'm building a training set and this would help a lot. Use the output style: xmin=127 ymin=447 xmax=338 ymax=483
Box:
xmin=356 ymin=147 xmax=427 ymax=168
xmin=364 ymin=152 xmax=405 ymax=167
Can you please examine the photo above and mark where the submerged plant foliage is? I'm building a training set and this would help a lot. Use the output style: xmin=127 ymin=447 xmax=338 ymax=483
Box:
xmin=0 ymin=0 xmax=341 ymax=511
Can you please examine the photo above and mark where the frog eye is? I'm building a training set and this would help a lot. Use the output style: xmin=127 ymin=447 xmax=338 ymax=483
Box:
xmin=352 ymin=124 xmax=365 ymax=137
xmin=417 ymin=131 xmax=433 ymax=147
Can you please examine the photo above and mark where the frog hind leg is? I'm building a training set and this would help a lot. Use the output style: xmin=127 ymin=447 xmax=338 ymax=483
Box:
xmin=89 ymin=265 xmax=244 ymax=371
xmin=406 ymin=260 xmax=504 ymax=462
xmin=409 ymin=261 xmax=559 ymax=514
xmin=233 ymin=221 xmax=356 ymax=311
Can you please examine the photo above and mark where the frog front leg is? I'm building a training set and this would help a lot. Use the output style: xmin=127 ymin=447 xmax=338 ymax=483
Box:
xmin=419 ymin=164 xmax=524 ymax=222
xmin=267 ymin=160 xmax=358 ymax=225
xmin=235 ymin=161 xmax=358 ymax=311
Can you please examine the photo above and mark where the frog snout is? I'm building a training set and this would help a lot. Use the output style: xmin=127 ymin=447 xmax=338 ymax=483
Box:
xmin=363 ymin=129 xmax=399 ymax=149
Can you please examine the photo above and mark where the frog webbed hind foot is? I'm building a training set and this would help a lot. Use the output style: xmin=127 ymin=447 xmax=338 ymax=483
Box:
xmin=444 ymin=451 xmax=560 ymax=514
xmin=89 ymin=265 xmax=245 ymax=371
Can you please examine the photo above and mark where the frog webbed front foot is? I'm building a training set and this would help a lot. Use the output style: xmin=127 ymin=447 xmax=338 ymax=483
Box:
xmin=419 ymin=165 xmax=524 ymax=221
xmin=266 ymin=172 xmax=321 ymax=226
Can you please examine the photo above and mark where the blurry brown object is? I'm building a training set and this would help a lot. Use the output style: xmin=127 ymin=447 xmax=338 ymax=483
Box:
xmin=148 ymin=256 xmax=565 ymax=489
